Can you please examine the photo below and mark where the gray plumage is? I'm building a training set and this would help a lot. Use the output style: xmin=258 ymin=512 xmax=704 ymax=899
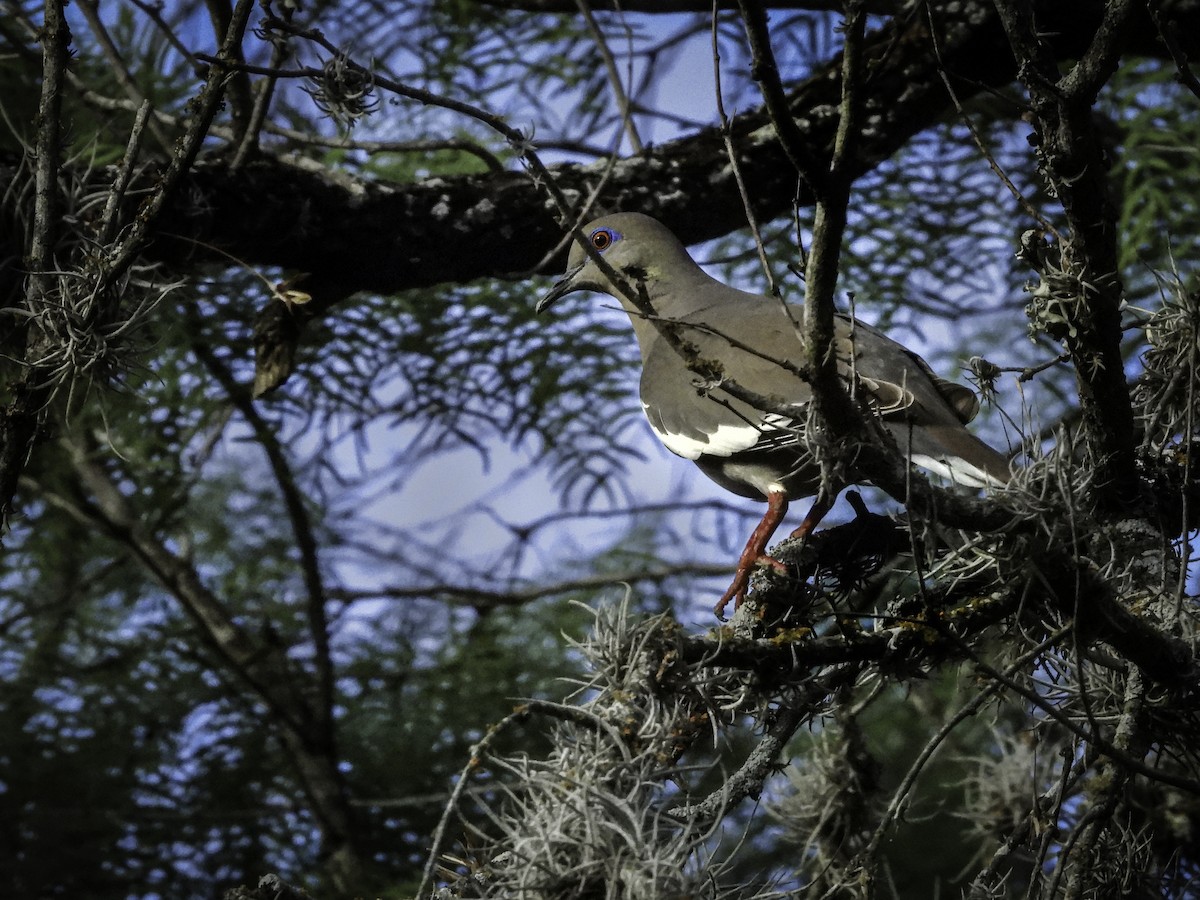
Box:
xmin=537 ymin=212 xmax=1009 ymax=614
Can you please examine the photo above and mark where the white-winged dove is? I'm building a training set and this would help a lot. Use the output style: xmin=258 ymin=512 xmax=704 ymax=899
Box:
xmin=537 ymin=213 xmax=1009 ymax=617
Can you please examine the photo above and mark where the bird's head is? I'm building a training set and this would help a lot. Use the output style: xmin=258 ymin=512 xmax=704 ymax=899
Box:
xmin=536 ymin=212 xmax=694 ymax=313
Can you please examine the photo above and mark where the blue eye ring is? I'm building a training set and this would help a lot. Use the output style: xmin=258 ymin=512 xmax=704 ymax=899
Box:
xmin=590 ymin=227 xmax=618 ymax=251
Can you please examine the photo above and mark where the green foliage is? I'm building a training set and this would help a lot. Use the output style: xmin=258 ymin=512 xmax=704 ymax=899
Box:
xmin=333 ymin=601 xmax=591 ymax=893
xmin=0 ymin=523 xmax=289 ymax=895
xmin=1107 ymin=62 xmax=1200 ymax=279
xmin=6 ymin=2 xmax=1200 ymax=897
xmin=269 ymin=279 xmax=646 ymax=508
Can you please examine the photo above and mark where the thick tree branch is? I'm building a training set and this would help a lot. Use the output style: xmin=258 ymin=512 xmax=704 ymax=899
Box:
xmin=17 ymin=0 xmax=1184 ymax=303
xmin=994 ymin=0 xmax=1141 ymax=504
xmin=0 ymin=0 xmax=70 ymax=530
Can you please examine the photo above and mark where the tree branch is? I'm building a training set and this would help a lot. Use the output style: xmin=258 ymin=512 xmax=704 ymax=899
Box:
xmin=993 ymin=0 xmax=1140 ymax=504
xmin=9 ymin=2 xmax=985 ymax=298
xmin=0 ymin=0 xmax=71 ymax=529
xmin=191 ymin=338 xmax=338 ymax=756
xmin=736 ymin=0 xmax=826 ymax=190
xmin=30 ymin=449 xmax=368 ymax=890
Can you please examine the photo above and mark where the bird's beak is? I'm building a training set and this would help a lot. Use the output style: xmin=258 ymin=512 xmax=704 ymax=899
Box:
xmin=536 ymin=263 xmax=585 ymax=314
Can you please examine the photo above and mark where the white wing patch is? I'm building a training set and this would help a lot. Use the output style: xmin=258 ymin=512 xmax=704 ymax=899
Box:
xmin=643 ymin=405 xmax=794 ymax=460
xmin=650 ymin=421 xmax=762 ymax=459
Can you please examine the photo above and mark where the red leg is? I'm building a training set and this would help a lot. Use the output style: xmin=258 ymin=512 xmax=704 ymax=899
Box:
xmin=788 ymin=494 xmax=834 ymax=541
xmin=713 ymin=492 xmax=838 ymax=619
xmin=714 ymin=491 xmax=789 ymax=619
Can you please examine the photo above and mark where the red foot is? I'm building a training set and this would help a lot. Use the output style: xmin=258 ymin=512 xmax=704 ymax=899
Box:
xmin=713 ymin=492 xmax=836 ymax=619
xmin=713 ymin=554 xmax=789 ymax=618
xmin=788 ymin=494 xmax=833 ymax=542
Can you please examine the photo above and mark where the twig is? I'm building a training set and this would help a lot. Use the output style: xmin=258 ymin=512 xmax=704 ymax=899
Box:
xmin=712 ymin=0 xmax=778 ymax=296
xmin=75 ymin=0 xmax=173 ymax=150
xmin=29 ymin=0 xmax=70 ymax=295
xmin=201 ymin=0 xmax=253 ymax=134
xmin=98 ymin=99 xmax=153 ymax=246
xmin=796 ymin=2 xmax=873 ymax=508
xmin=328 ymin=562 xmax=734 ymax=608
xmin=415 ymin=698 xmax=632 ymax=899
xmin=1060 ymin=671 xmax=1145 ymax=900
xmin=861 ymin=624 xmax=1072 ymax=867
xmin=575 ymin=0 xmax=643 ymax=153
xmin=191 ymin=338 xmax=337 ymax=752
xmin=735 ymin=0 xmax=823 ymax=192
xmin=239 ymin=17 xmax=573 ymax=214
xmin=232 ymin=36 xmax=289 ymax=169
xmin=100 ymin=0 xmax=256 ymax=288
xmin=969 ymin=648 xmax=1199 ymax=795
xmin=968 ymin=741 xmax=1087 ymax=897
xmin=667 ymin=672 xmax=844 ymax=822
xmin=1150 ymin=0 xmax=1200 ymax=101
xmin=128 ymin=0 xmax=203 ymax=68
xmin=0 ymin=0 xmax=71 ymax=527
xmin=992 ymin=0 xmax=1140 ymax=503
xmin=923 ymin=1 xmax=1060 ymax=239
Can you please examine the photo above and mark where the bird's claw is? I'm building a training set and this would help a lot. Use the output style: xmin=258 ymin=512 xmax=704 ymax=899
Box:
xmin=713 ymin=555 xmax=788 ymax=619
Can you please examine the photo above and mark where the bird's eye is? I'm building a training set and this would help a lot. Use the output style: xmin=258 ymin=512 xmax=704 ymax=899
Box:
xmin=590 ymin=228 xmax=614 ymax=250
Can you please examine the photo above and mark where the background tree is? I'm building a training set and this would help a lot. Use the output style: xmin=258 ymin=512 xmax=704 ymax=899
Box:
xmin=2 ymin=1 xmax=1200 ymax=898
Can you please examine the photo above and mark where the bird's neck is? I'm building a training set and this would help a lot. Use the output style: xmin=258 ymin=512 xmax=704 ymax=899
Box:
xmin=612 ymin=265 xmax=726 ymax=357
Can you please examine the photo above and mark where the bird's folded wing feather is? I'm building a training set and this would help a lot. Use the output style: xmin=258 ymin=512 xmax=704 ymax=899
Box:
xmin=638 ymin=303 xmax=983 ymax=460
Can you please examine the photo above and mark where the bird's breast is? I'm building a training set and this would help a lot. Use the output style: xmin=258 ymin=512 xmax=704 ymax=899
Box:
xmin=694 ymin=449 xmax=824 ymax=502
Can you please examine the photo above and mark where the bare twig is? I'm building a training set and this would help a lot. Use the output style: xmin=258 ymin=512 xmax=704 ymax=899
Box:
xmin=75 ymin=0 xmax=173 ymax=150
xmin=29 ymin=0 xmax=69 ymax=294
xmin=128 ymin=0 xmax=202 ymax=67
xmin=98 ymin=100 xmax=153 ymax=246
xmin=101 ymin=0 xmax=256 ymax=287
xmin=712 ymin=0 xmax=778 ymax=296
xmin=417 ymin=705 xmax=529 ymax=900
xmin=232 ymin=33 xmax=290 ymax=169
xmin=575 ymin=0 xmax=644 ymax=153
xmin=861 ymin=625 xmax=1073 ymax=867
xmin=735 ymin=0 xmax=824 ymax=192
xmin=1150 ymin=0 xmax=1200 ymax=100
xmin=238 ymin=16 xmax=574 ymax=213
xmin=924 ymin=2 xmax=1060 ymax=239
xmin=191 ymin=338 xmax=337 ymax=755
xmin=329 ymin=562 xmax=734 ymax=608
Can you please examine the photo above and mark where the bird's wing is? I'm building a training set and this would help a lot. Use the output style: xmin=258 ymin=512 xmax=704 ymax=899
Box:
xmin=837 ymin=316 xmax=980 ymax=425
xmin=637 ymin=302 xmax=999 ymax=483
xmin=639 ymin=304 xmax=810 ymax=460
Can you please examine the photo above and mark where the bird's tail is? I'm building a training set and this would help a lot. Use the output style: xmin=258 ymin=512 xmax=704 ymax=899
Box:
xmin=899 ymin=424 xmax=1011 ymax=488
